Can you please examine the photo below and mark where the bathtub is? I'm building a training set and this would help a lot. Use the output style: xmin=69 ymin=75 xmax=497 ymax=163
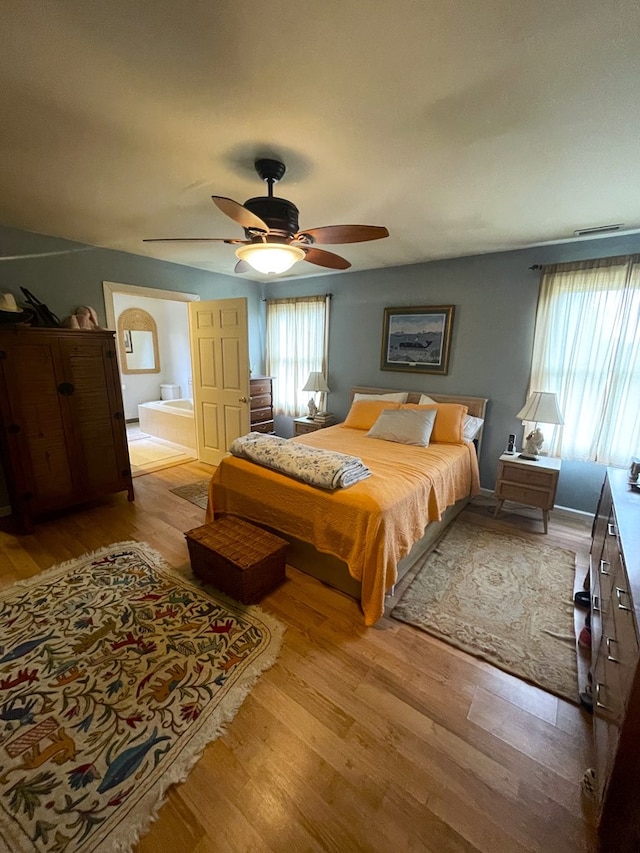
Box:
xmin=137 ymin=399 xmax=196 ymax=450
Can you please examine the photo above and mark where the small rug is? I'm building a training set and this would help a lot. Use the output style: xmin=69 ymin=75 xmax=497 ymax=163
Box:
xmin=129 ymin=439 xmax=196 ymax=478
xmin=0 ymin=542 xmax=284 ymax=852
xmin=169 ymin=480 xmax=210 ymax=510
xmin=391 ymin=519 xmax=579 ymax=703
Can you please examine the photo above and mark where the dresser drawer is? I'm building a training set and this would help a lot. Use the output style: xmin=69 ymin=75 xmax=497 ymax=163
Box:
xmin=296 ymin=422 xmax=317 ymax=434
xmin=495 ymin=481 xmax=552 ymax=509
xmin=611 ymin=572 xmax=639 ymax=702
xmin=250 ymin=393 xmax=272 ymax=410
xmin=593 ymin=644 xmax=624 ymax=726
xmin=250 ymin=379 xmax=272 ymax=396
xmin=498 ymin=463 xmax=555 ymax=489
xmin=251 ymin=420 xmax=274 ymax=434
xmin=593 ymin=709 xmax=621 ymax=807
xmin=251 ymin=406 xmax=272 ymax=423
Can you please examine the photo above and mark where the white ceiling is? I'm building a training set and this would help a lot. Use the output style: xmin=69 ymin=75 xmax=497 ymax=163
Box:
xmin=1 ymin=1 xmax=639 ymax=280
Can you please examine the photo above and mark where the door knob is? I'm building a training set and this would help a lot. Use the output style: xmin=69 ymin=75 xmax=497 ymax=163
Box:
xmin=239 ymin=396 xmax=248 ymax=403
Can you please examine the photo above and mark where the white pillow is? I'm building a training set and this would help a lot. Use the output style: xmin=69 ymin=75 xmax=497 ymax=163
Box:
xmin=366 ymin=408 xmax=436 ymax=446
xmin=354 ymin=391 xmax=408 ymax=403
xmin=418 ymin=394 xmax=437 ymax=404
xmin=463 ymin=415 xmax=484 ymax=441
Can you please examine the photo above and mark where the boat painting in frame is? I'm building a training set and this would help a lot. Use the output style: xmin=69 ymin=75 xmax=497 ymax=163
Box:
xmin=381 ymin=305 xmax=455 ymax=375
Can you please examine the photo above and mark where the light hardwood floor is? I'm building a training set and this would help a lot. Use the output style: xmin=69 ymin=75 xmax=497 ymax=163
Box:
xmin=0 ymin=464 xmax=598 ymax=852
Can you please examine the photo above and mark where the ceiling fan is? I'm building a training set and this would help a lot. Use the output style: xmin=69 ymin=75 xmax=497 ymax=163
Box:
xmin=144 ymin=158 xmax=389 ymax=275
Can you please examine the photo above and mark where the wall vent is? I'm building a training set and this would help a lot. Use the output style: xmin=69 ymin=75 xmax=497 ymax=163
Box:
xmin=574 ymin=224 xmax=623 ymax=236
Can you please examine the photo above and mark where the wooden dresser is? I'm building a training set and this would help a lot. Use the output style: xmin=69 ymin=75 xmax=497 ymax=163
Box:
xmin=249 ymin=376 xmax=274 ymax=434
xmin=588 ymin=467 xmax=640 ymax=850
xmin=0 ymin=327 xmax=134 ymax=531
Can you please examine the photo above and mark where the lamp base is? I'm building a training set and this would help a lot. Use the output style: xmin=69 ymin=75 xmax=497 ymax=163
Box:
xmin=518 ymin=452 xmax=539 ymax=461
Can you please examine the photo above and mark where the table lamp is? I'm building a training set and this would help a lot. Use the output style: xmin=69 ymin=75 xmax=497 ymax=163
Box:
xmin=302 ymin=371 xmax=330 ymax=418
xmin=516 ymin=391 xmax=564 ymax=460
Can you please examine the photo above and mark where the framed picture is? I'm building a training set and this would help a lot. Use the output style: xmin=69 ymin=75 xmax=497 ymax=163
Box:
xmin=381 ymin=305 xmax=455 ymax=375
xmin=123 ymin=329 xmax=133 ymax=353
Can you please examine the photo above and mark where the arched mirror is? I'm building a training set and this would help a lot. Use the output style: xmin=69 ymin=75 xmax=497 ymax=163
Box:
xmin=117 ymin=308 xmax=160 ymax=374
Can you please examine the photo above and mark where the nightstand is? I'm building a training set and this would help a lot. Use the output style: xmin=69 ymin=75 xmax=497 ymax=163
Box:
xmin=293 ymin=416 xmax=337 ymax=436
xmin=494 ymin=453 xmax=561 ymax=533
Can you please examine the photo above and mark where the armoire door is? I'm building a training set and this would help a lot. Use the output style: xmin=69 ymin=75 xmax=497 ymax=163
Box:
xmin=58 ymin=334 xmax=131 ymax=496
xmin=0 ymin=331 xmax=78 ymax=515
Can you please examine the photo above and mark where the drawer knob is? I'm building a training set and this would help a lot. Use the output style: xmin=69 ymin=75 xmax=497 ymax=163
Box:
xmin=606 ymin=636 xmax=620 ymax=664
xmin=616 ymin=587 xmax=632 ymax=612
xmin=595 ymin=681 xmax=612 ymax=711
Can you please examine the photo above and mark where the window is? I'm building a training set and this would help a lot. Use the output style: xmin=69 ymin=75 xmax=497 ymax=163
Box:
xmin=528 ymin=256 xmax=640 ymax=465
xmin=265 ymin=295 xmax=330 ymax=418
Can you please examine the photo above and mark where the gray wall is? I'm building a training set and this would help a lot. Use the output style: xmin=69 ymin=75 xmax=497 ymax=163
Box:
xmin=3 ymin=224 xmax=639 ymax=514
xmin=0 ymin=225 xmax=265 ymax=508
xmin=266 ymin=233 xmax=640 ymax=514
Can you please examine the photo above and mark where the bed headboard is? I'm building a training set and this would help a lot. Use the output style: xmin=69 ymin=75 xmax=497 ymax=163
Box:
xmin=350 ymin=386 xmax=488 ymax=418
xmin=350 ymin=385 xmax=489 ymax=456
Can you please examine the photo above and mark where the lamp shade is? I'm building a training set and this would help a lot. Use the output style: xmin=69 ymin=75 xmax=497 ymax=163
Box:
xmin=302 ymin=371 xmax=330 ymax=393
xmin=516 ymin=391 xmax=564 ymax=425
xmin=235 ymin=243 xmax=305 ymax=275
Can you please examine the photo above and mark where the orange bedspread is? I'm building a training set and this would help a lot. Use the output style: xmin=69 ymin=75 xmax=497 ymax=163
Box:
xmin=206 ymin=425 xmax=480 ymax=625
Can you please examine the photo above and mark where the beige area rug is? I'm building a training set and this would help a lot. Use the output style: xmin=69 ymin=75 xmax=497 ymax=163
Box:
xmin=0 ymin=542 xmax=284 ymax=852
xmin=128 ymin=437 xmax=196 ymax=477
xmin=391 ymin=519 xmax=579 ymax=703
xmin=169 ymin=480 xmax=210 ymax=510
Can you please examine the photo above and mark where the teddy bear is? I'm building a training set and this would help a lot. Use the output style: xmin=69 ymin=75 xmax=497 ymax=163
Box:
xmin=63 ymin=306 xmax=102 ymax=330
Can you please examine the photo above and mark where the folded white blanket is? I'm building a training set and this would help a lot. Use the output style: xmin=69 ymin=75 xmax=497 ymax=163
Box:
xmin=229 ymin=432 xmax=371 ymax=489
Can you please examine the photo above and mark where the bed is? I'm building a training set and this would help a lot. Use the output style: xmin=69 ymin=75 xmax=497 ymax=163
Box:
xmin=205 ymin=386 xmax=488 ymax=625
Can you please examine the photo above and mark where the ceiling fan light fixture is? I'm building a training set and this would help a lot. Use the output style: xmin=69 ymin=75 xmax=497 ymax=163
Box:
xmin=235 ymin=243 xmax=305 ymax=275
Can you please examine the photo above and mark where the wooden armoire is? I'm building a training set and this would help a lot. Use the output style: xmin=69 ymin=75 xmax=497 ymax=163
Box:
xmin=0 ymin=327 xmax=134 ymax=531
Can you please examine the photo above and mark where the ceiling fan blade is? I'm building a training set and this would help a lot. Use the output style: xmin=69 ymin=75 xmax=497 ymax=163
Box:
xmin=212 ymin=196 xmax=269 ymax=233
xmin=303 ymin=247 xmax=351 ymax=270
xmin=234 ymin=259 xmax=251 ymax=274
xmin=143 ymin=237 xmax=248 ymax=244
xmin=295 ymin=224 xmax=389 ymax=245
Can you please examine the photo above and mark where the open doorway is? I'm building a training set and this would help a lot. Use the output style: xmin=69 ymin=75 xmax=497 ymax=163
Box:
xmin=103 ymin=282 xmax=200 ymax=475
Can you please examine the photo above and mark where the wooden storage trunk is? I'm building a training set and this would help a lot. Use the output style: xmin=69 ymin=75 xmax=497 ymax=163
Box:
xmin=185 ymin=515 xmax=287 ymax=604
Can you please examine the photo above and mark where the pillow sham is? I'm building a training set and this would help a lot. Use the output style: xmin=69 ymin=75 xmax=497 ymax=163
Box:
xmin=418 ymin=394 xmax=437 ymax=404
xmin=366 ymin=408 xmax=436 ymax=446
xmin=343 ymin=399 xmax=401 ymax=430
xmin=402 ymin=402 xmax=468 ymax=444
xmin=353 ymin=391 xmax=409 ymax=403
xmin=463 ymin=415 xmax=484 ymax=441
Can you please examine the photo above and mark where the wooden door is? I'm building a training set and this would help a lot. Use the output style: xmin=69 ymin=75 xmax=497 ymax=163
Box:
xmin=189 ymin=298 xmax=250 ymax=466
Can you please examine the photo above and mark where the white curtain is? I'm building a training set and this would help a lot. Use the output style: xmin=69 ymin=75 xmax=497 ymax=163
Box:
xmin=265 ymin=295 xmax=330 ymax=417
xmin=529 ymin=256 xmax=640 ymax=465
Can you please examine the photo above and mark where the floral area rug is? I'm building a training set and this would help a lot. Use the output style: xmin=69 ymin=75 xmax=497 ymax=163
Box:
xmin=0 ymin=541 xmax=284 ymax=852
xmin=391 ymin=519 xmax=579 ymax=703
xmin=169 ymin=480 xmax=209 ymax=510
